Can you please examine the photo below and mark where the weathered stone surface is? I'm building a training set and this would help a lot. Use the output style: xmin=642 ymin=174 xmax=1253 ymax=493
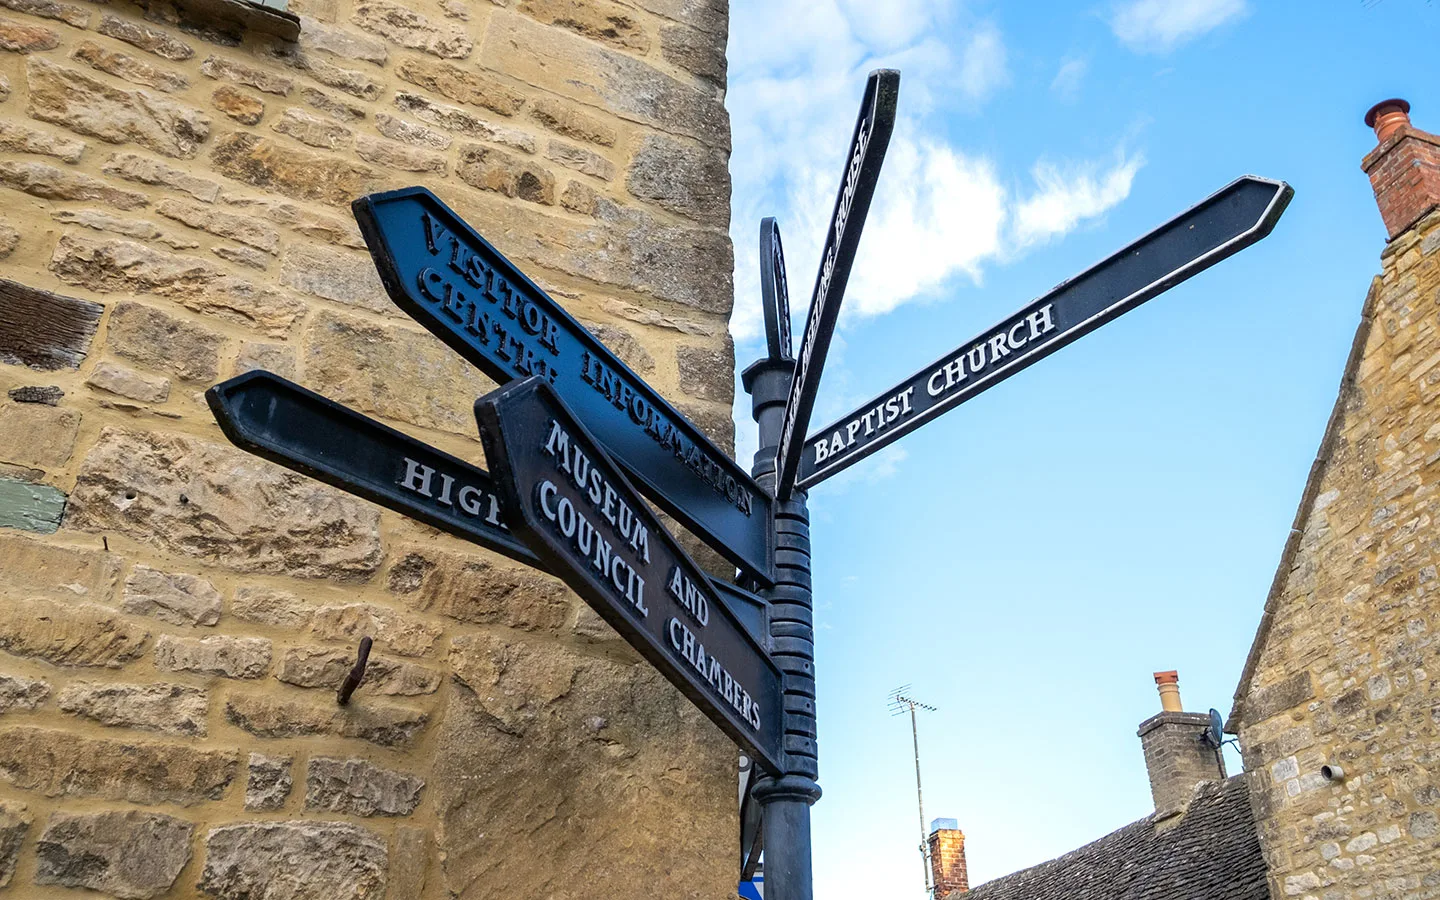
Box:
xmin=123 ymin=565 xmax=222 ymax=626
xmin=0 ymin=119 xmax=84 ymax=162
xmin=0 ymin=15 xmax=58 ymax=52
xmin=96 ymin=13 xmax=193 ymax=61
xmin=0 ymin=477 xmax=65 ymax=532
xmin=0 ymin=402 xmax=79 ymax=468
xmin=0 ymin=532 xmax=119 ymax=602
xmin=5 ymin=384 xmax=60 ymax=404
xmin=660 ymin=22 xmax=726 ymax=84
xmin=245 ymin=752 xmax=292 ymax=810
xmin=305 ymin=310 xmax=495 ymax=434
xmin=102 ymin=151 xmax=220 ymax=202
xmin=58 ymin=680 xmax=207 ymax=736
xmin=87 ymin=360 xmax=171 ymax=403
xmin=677 ymin=399 xmax=733 ymax=449
xmin=27 ymin=59 xmax=211 ymax=159
xmin=529 ymin=96 xmax=617 ymax=147
xmin=355 ymin=133 xmax=445 ymax=172
xmin=559 ymin=179 xmax=597 ymax=215
xmin=72 ymin=40 xmax=187 ymax=92
xmin=375 ymin=111 xmax=450 ymax=149
xmin=547 ymin=140 xmax=613 ymax=181
xmin=306 ymin=757 xmax=423 ymax=817
xmin=387 ymin=546 xmax=570 ymax=633
xmin=36 ymin=810 xmax=193 ymax=899
xmin=0 ymin=673 xmax=48 ymax=712
xmin=281 ymin=242 xmax=388 ymax=312
xmin=632 ymin=0 xmax=725 ymax=34
xmin=258 ymin=200 xmax=367 ymax=248
xmin=353 ymin=1 xmax=471 ymax=59
xmin=96 ymin=302 xmax=221 ymax=382
xmin=0 ymin=221 xmax=15 ymax=257
xmin=0 ymin=726 xmax=235 ymax=804
xmin=395 ymin=56 xmax=524 ymax=116
xmin=68 ymin=427 xmax=384 ymax=579
xmin=389 ymin=827 xmax=428 ymax=899
xmin=0 ymin=597 xmax=147 ymax=667
xmin=310 ymin=602 xmax=442 ymax=657
xmin=0 ymin=73 xmax=7 ymax=101
xmin=225 ymin=691 xmax=428 ymax=748
xmin=483 ymin=12 xmax=727 ymax=148
xmin=283 ymin=49 xmax=384 ymax=100
xmin=0 ymin=159 xmax=147 ymax=208
xmin=676 ymin=339 xmax=733 ymax=403
xmin=200 ymin=822 xmax=387 ymax=900
xmin=211 ymin=133 xmax=378 ymax=206
xmin=0 ymin=801 xmax=26 ymax=887
xmin=231 ymin=585 xmax=314 ymax=628
xmin=201 ymin=54 xmax=292 ymax=95
xmin=457 ymin=144 xmax=555 ymax=204
xmin=436 ymin=630 xmax=733 ymax=898
xmin=518 ymin=0 xmax=648 ymax=51
xmin=300 ymin=15 xmax=387 ymax=65
xmin=212 ymin=85 xmax=263 ymax=124
xmin=277 ymin=647 xmax=440 ymax=696
xmin=215 ymin=243 xmax=268 ymax=269
xmin=51 ymin=236 xmax=303 ymax=338
xmin=162 ymin=198 xmax=280 ymax=253
xmin=273 ymin=107 xmax=352 ymax=149
xmin=301 ymin=85 xmax=364 ymax=122
xmin=393 ymin=92 xmax=535 ymax=151
xmin=155 ymin=634 xmax=271 ymax=679
xmin=1 ymin=0 xmax=88 ymax=27
xmin=234 ymin=340 xmax=296 ymax=378
xmin=627 ymin=132 xmax=728 ymax=226
xmin=53 ymin=209 xmax=196 ymax=248
xmin=585 ymin=321 xmax=655 ymax=373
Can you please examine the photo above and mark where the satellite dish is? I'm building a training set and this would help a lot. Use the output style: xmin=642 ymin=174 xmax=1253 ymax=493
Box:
xmin=1200 ymin=708 xmax=1224 ymax=748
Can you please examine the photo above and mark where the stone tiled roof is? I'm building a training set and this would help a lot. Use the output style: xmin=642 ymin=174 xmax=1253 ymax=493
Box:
xmin=957 ymin=777 xmax=1267 ymax=900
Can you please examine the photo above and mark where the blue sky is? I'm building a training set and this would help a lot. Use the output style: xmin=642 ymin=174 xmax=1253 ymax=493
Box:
xmin=724 ymin=1 xmax=1440 ymax=894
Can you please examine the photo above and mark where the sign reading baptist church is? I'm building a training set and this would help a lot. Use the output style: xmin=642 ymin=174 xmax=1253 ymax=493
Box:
xmin=795 ymin=175 xmax=1295 ymax=490
xmin=352 ymin=188 xmax=775 ymax=585
xmin=476 ymin=376 xmax=785 ymax=773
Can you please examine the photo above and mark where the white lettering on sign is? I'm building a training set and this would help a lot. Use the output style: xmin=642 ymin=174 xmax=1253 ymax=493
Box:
xmin=397 ymin=457 xmax=508 ymax=528
xmin=667 ymin=566 xmax=710 ymax=626
xmin=812 ymin=386 xmax=913 ymax=465
xmin=538 ymin=479 xmax=648 ymax=616
xmin=543 ymin=421 xmax=652 ymax=563
xmin=668 ymin=617 xmax=763 ymax=731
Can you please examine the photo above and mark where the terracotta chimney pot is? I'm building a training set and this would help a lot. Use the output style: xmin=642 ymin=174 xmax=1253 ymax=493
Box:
xmin=1365 ymin=98 xmax=1411 ymax=143
xmin=1154 ymin=670 xmax=1182 ymax=713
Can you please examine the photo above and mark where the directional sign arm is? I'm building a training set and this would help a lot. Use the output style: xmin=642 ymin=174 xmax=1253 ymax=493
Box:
xmin=795 ymin=175 xmax=1294 ymax=490
xmin=774 ymin=69 xmax=900 ymax=500
xmin=760 ymin=217 xmax=793 ymax=361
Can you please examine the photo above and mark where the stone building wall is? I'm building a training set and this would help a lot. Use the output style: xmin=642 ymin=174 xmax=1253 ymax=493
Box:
xmin=1231 ymin=109 xmax=1440 ymax=899
xmin=0 ymin=0 xmax=741 ymax=895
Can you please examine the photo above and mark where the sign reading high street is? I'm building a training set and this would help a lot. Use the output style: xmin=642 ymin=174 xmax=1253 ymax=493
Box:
xmin=773 ymin=69 xmax=900 ymax=500
xmin=477 ymin=376 xmax=785 ymax=773
xmin=353 ymin=187 xmax=775 ymax=585
xmin=795 ymin=175 xmax=1295 ymax=491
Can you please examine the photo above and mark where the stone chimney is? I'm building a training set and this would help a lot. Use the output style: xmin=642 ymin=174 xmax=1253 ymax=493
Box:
xmin=1363 ymin=98 xmax=1440 ymax=240
xmin=928 ymin=818 xmax=968 ymax=897
xmin=1137 ymin=671 xmax=1225 ymax=814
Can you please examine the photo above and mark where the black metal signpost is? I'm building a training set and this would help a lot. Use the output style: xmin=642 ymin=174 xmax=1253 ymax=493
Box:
xmin=198 ymin=62 xmax=1294 ymax=900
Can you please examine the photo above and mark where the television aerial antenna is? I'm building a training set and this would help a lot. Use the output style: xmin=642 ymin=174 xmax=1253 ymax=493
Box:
xmin=889 ymin=685 xmax=938 ymax=897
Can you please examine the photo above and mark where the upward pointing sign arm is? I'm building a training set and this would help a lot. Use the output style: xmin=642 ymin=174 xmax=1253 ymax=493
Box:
xmin=796 ymin=175 xmax=1294 ymax=490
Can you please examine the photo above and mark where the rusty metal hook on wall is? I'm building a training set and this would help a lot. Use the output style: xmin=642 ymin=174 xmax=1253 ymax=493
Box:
xmin=336 ymin=636 xmax=373 ymax=706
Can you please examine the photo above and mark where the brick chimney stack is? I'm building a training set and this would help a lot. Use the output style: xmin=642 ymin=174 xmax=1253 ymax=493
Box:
xmin=1137 ymin=671 xmax=1226 ymax=814
xmin=1363 ymin=98 xmax=1440 ymax=240
xmin=928 ymin=818 xmax=969 ymax=897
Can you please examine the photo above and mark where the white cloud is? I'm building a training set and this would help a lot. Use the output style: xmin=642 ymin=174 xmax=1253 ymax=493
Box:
xmin=957 ymin=22 xmax=1009 ymax=102
xmin=1110 ymin=0 xmax=1248 ymax=53
xmin=1012 ymin=152 xmax=1145 ymax=249
xmin=1051 ymin=57 xmax=1088 ymax=101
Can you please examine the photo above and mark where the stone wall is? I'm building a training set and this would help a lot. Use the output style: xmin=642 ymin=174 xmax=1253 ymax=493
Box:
xmin=0 ymin=0 xmax=741 ymax=895
xmin=1231 ymin=210 xmax=1440 ymax=895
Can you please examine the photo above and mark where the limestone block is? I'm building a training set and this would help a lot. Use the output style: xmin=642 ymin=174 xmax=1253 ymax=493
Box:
xmin=211 ymin=133 xmax=378 ymax=206
xmin=546 ymin=140 xmax=614 ymax=181
xmin=517 ymin=0 xmax=649 ymax=51
xmin=299 ymin=16 xmax=388 ymax=65
xmin=310 ymin=602 xmax=443 ymax=658
xmin=102 ymin=152 xmax=220 ymax=202
xmin=201 ymin=54 xmax=293 ymax=95
xmin=273 ymin=107 xmax=353 ymax=149
xmin=387 ymin=546 xmax=571 ymax=633
xmin=67 ymin=427 xmax=384 ymax=580
xmin=159 ymin=198 xmax=280 ymax=252
xmin=0 ymin=402 xmax=79 ymax=468
xmin=0 ymin=15 xmax=58 ymax=52
xmin=36 ymin=810 xmax=193 ymax=898
xmin=305 ymin=757 xmax=424 ymax=816
xmin=155 ymin=635 xmax=271 ymax=679
xmin=97 ymin=302 xmax=222 ymax=382
xmin=58 ymin=680 xmax=207 ymax=736
xmin=199 ymin=822 xmax=387 ymax=900
xmin=0 ymin=159 xmax=147 ymax=209
xmin=388 ymin=827 xmax=428 ymax=899
xmin=0 ymin=801 xmax=26 ymax=887
xmin=280 ymin=243 xmax=389 ymax=313
xmin=585 ymin=321 xmax=655 ymax=374
xmin=0 ymin=221 xmax=15 ymax=257
xmin=231 ymin=585 xmax=315 ymax=628
xmin=225 ymin=691 xmax=428 ymax=748
xmin=375 ymin=111 xmax=451 ymax=149
xmin=71 ymin=40 xmax=189 ymax=93
xmin=0 ymin=119 xmax=85 ymax=162
xmin=0 ymin=532 xmax=119 ymax=601
xmin=304 ymin=310 xmax=495 ymax=435
xmin=0 ymin=673 xmax=48 ymax=712
xmin=277 ymin=646 xmax=440 ymax=696
xmin=631 ymin=0 xmax=725 ymax=35
xmin=279 ymin=49 xmax=384 ymax=100
xmin=457 ymin=144 xmax=555 ymax=205
xmin=260 ymin=201 xmax=367 ymax=249
xmin=352 ymin=1 xmax=472 ymax=59
xmin=301 ymin=86 xmax=365 ymax=122
xmin=660 ymin=22 xmax=726 ymax=84
xmin=676 ymin=340 xmax=734 ymax=403
xmin=1 ymin=0 xmax=88 ymax=27
xmin=393 ymin=92 xmax=534 ymax=151
xmin=394 ymin=57 xmax=524 ymax=116
xmin=95 ymin=13 xmax=193 ymax=60
xmin=234 ymin=341 xmax=295 ymax=379
xmin=123 ymin=565 xmax=223 ymax=626
xmin=27 ymin=58 xmax=211 ymax=159
xmin=529 ymin=96 xmax=617 ymax=147
xmin=245 ymin=752 xmax=292 ymax=810
xmin=87 ymin=360 xmax=171 ymax=403
xmin=355 ymin=133 xmax=446 ymax=173
xmin=0 ymin=725 xmax=236 ymax=804
xmin=627 ymin=132 xmax=730 ymax=226
xmin=0 ymin=597 xmax=148 ymax=667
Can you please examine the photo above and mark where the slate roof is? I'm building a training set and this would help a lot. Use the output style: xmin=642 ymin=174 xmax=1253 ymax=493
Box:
xmin=958 ymin=776 xmax=1268 ymax=900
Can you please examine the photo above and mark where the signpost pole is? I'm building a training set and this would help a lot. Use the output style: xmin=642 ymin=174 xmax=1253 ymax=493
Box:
xmin=743 ymin=355 xmax=820 ymax=900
